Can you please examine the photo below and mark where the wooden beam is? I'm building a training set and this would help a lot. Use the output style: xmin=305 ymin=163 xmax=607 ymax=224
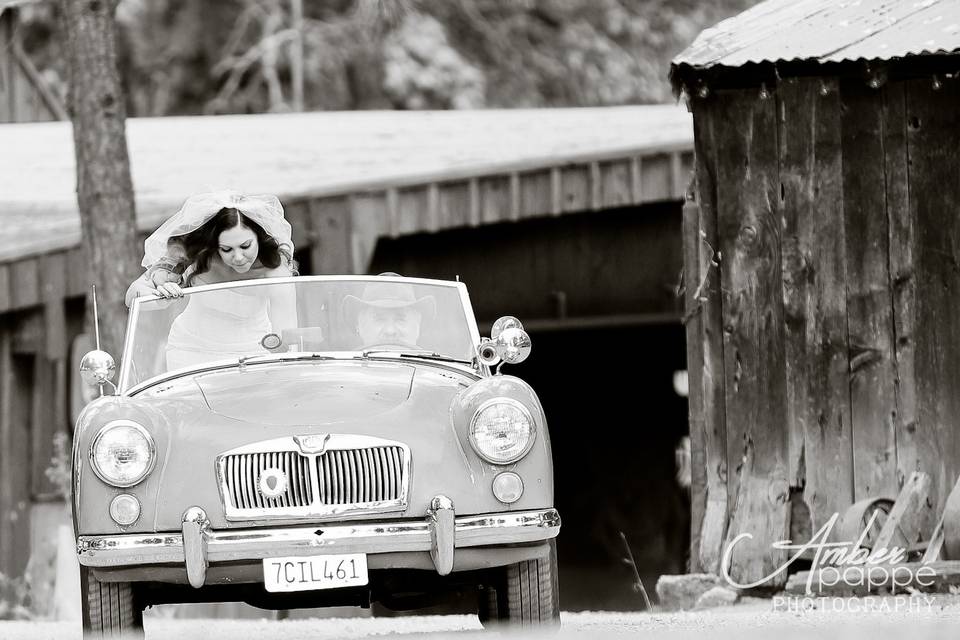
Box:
xmin=715 ymin=89 xmax=789 ymax=587
xmin=589 ymin=162 xmax=602 ymax=210
xmin=630 ymin=156 xmax=643 ymax=204
xmin=691 ymin=98 xmax=728 ymax=575
xmin=670 ymin=151 xmax=684 ymax=198
xmin=386 ymin=187 xmax=400 ymax=238
xmin=683 ymin=194 xmax=706 ymax=573
xmin=0 ymin=331 xmax=32 ymax=577
xmin=840 ymin=77 xmax=899 ymax=501
xmin=40 ymin=253 xmax=67 ymax=360
xmin=31 ymin=356 xmax=59 ymax=499
xmin=882 ymin=81 xmax=921 ymax=496
xmin=550 ymin=167 xmax=562 ymax=215
xmin=778 ymin=77 xmax=853 ymax=529
xmin=468 ymin=178 xmax=480 ymax=227
xmin=0 ymin=263 xmax=10 ymax=312
xmin=873 ymin=471 xmax=936 ymax=552
xmin=426 ymin=183 xmax=440 ymax=233
xmin=67 ymin=247 xmax=88 ymax=298
xmin=905 ymin=75 xmax=960 ymax=504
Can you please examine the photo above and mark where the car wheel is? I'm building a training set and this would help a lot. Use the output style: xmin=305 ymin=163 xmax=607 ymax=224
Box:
xmin=80 ymin=566 xmax=144 ymax=638
xmin=479 ymin=539 xmax=560 ymax=629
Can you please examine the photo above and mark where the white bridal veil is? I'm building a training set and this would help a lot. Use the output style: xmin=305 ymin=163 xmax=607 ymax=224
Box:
xmin=142 ymin=190 xmax=294 ymax=268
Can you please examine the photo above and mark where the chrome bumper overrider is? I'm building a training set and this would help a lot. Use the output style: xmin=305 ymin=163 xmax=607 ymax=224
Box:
xmin=77 ymin=497 xmax=560 ymax=589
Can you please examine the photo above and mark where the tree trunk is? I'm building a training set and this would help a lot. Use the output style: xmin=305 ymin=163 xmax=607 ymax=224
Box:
xmin=59 ymin=0 xmax=139 ymax=359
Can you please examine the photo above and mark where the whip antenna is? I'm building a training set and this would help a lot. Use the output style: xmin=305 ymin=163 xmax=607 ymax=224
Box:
xmin=92 ymin=284 xmax=102 ymax=351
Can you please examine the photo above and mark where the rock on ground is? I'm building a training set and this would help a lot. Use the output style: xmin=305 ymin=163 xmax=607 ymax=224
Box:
xmin=695 ymin=586 xmax=740 ymax=609
xmin=655 ymin=573 xmax=722 ymax=611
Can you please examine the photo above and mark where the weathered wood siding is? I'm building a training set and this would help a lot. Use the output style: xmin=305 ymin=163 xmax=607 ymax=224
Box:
xmin=686 ymin=74 xmax=960 ymax=584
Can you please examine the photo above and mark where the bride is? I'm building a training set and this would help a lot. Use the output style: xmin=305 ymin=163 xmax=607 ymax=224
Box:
xmin=126 ymin=190 xmax=298 ymax=371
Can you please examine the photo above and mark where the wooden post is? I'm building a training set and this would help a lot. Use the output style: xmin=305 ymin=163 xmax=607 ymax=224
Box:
xmin=683 ymin=192 xmax=705 ymax=573
xmin=690 ymin=98 xmax=728 ymax=574
xmin=0 ymin=331 xmax=33 ymax=578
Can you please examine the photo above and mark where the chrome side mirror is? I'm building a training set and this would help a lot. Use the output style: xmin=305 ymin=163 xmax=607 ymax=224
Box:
xmin=79 ymin=350 xmax=116 ymax=390
xmin=491 ymin=316 xmax=523 ymax=340
xmin=478 ymin=317 xmax=532 ymax=370
xmin=497 ymin=327 xmax=531 ymax=364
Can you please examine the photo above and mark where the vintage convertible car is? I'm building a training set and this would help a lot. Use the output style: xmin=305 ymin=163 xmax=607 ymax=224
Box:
xmin=74 ymin=275 xmax=559 ymax=636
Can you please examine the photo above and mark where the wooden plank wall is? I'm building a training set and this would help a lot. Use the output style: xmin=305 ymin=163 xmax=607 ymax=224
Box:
xmin=687 ymin=74 xmax=960 ymax=584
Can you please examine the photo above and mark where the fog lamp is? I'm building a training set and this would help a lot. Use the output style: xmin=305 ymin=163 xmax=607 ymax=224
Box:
xmin=492 ymin=472 xmax=524 ymax=504
xmin=109 ymin=494 xmax=141 ymax=526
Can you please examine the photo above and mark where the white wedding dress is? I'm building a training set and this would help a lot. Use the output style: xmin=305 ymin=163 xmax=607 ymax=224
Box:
xmin=166 ymin=288 xmax=270 ymax=371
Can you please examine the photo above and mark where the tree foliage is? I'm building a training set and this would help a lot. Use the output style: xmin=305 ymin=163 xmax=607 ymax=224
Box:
xmin=20 ymin=0 xmax=758 ymax=115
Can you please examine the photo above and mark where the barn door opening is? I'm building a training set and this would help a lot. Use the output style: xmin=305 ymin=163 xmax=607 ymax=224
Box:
xmin=518 ymin=322 xmax=689 ymax=611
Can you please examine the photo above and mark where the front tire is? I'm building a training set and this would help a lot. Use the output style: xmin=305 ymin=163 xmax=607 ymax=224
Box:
xmin=80 ymin=566 xmax=144 ymax=638
xmin=479 ymin=539 xmax=560 ymax=628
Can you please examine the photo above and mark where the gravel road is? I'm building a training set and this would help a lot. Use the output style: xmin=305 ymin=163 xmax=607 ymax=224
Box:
xmin=4 ymin=595 xmax=960 ymax=639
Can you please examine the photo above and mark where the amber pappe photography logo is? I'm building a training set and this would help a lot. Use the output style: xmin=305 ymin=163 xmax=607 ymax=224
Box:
xmin=721 ymin=510 xmax=938 ymax=613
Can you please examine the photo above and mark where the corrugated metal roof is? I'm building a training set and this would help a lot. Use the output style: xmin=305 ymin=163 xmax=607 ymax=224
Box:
xmin=0 ymin=106 xmax=692 ymax=263
xmin=673 ymin=0 xmax=960 ymax=70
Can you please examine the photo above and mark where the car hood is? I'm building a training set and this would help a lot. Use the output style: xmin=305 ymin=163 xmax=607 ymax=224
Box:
xmin=75 ymin=362 xmax=555 ymax=535
xmin=192 ymin=361 xmax=417 ymax=425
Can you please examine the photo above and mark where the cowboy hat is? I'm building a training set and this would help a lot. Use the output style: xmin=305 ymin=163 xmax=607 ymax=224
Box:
xmin=343 ymin=280 xmax=436 ymax=325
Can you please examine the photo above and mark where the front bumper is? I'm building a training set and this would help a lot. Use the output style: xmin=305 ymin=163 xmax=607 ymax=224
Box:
xmin=77 ymin=497 xmax=560 ymax=588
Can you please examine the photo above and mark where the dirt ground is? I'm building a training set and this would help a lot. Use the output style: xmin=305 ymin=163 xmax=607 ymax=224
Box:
xmin=3 ymin=595 xmax=960 ymax=639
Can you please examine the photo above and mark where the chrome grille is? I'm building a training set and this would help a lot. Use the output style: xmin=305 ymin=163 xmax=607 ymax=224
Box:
xmin=223 ymin=451 xmax=312 ymax=510
xmin=217 ymin=435 xmax=410 ymax=521
xmin=316 ymin=446 xmax=405 ymax=505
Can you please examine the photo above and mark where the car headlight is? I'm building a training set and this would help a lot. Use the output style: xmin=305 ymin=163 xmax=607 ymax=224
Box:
xmin=468 ymin=399 xmax=536 ymax=464
xmin=90 ymin=420 xmax=156 ymax=487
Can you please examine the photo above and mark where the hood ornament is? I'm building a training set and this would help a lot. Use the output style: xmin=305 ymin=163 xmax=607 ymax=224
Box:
xmin=294 ymin=433 xmax=332 ymax=455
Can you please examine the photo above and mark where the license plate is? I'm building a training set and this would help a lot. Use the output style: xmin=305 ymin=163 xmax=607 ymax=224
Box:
xmin=262 ymin=553 xmax=368 ymax=593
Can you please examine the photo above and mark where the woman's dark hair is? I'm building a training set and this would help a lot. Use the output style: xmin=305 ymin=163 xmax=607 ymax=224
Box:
xmin=176 ymin=208 xmax=283 ymax=285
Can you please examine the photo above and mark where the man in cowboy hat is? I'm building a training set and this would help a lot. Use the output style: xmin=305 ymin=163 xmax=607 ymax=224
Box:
xmin=344 ymin=275 xmax=436 ymax=349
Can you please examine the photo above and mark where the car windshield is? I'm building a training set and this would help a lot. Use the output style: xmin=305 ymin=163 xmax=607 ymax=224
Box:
xmin=119 ymin=277 xmax=478 ymax=391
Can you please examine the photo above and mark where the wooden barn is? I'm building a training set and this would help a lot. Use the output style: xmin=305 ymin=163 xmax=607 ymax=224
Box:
xmin=0 ymin=0 xmax=65 ymax=123
xmin=0 ymin=106 xmax=694 ymax=612
xmin=672 ymin=0 xmax=960 ymax=587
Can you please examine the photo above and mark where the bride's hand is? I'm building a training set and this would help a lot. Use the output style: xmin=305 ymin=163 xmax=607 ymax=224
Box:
xmin=156 ymin=282 xmax=183 ymax=298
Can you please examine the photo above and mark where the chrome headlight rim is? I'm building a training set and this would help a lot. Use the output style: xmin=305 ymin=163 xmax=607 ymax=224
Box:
xmin=468 ymin=398 xmax=537 ymax=465
xmin=89 ymin=419 xmax=156 ymax=488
